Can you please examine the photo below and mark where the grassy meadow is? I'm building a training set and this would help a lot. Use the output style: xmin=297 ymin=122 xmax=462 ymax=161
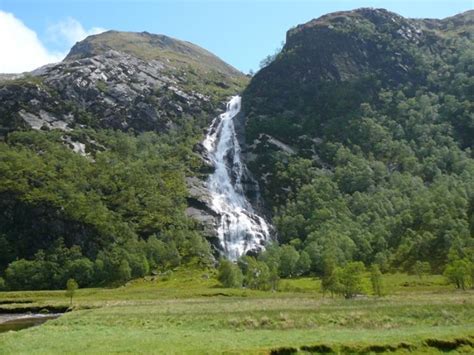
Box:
xmin=0 ymin=269 xmax=473 ymax=354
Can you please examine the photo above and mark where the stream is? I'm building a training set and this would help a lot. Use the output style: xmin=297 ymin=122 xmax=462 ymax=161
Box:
xmin=0 ymin=313 xmax=61 ymax=333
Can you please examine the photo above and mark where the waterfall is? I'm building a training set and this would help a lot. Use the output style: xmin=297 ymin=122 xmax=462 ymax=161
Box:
xmin=203 ymin=96 xmax=270 ymax=260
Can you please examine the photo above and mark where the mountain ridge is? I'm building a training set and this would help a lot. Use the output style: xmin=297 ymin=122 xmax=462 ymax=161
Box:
xmin=65 ymin=30 xmax=242 ymax=77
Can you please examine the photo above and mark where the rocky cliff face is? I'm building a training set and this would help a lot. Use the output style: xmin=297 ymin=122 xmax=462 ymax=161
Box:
xmin=0 ymin=31 xmax=247 ymax=135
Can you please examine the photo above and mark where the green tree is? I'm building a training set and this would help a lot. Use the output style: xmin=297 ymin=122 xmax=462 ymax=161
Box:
xmin=65 ymin=258 xmax=95 ymax=287
xmin=268 ymin=266 xmax=280 ymax=291
xmin=118 ymin=260 xmax=132 ymax=282
xmin=296 ymin=251 xmax=311 ymax=276
xmin=444 ymin=259 xmax=471 ymax=290
xmin=412 ymin=261 xmax=431 ymax=279
xmin=259 ymin=243 xmax=281 ymax=272
xmin=66 ymin=278 xmax=79 ymax=307
xmin=243 ymin=257 xmax=271 ymax=290
xmin=4 ymin=258 xmax=56 ymax=290
xmin=370 ymin=264 xmax=383 ymax=296
xmin=217 ymin=259 xmax=243 ymax=288
xmin=321 ymin=253 xmax=339 ymax=297
xmin=279 ymin=245 xmax=299 ymax=278
xmin=338 ymin=262 xmax=366 ymax=299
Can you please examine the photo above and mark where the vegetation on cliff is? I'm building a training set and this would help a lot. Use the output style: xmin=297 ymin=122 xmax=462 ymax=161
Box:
xmin=0 ymin=127 xmax=214 ymax=290
xmin=243 ymin=9 xmax=474 ymax=274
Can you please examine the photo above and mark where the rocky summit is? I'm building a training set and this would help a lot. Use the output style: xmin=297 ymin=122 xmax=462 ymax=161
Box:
xmin=0 ymin=31 xmax=247 ymax=135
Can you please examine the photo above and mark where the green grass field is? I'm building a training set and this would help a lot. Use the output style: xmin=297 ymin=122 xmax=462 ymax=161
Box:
xmin=0 ymin=269 xmax=473 ymax=354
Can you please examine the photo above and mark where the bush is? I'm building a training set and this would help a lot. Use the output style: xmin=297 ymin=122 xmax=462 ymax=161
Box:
xmin=296 ymin=251 xmax=311 ymax=276
xmin=217 ymin=259 xmax=243 ymax=288
xmin=241 ymin=256 xmax=272 ymax=290
xmin=337 ymin=261 xmax=366 ymax=299
xmin=412 ymin=261 xmax=431 ymax=279
xmin=279 ymin=245 xmax=299 ymax=278
xmin=370 ymin=264 xmax=384 ymax=296
xmin=65 ymin=258 xmax=95 ymax=287
xmin=444 ymin=259 xmax=472 ymax=290
xmin=5 ymin=259 xmax=56 ymax=290
xmin=118 ymin=260 xmax=132 ymax=282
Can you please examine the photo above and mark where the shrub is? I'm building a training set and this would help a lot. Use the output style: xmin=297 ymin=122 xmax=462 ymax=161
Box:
xmin=118 ymin=260 xmax=132 ymax=282
xmin=217 ymin=259 xmax=243 ymax=288
xmin=370 ymin=264 xmax=384 ymax=296
xmin=279 ymin=245 xmax=299 ymax=278
xmin=337 ymin=261 xmax=366 ymax=299
xmin=241 ymin=256 xmax=272 ymax=290
xmin=444 ymin=259 xmax=471 ymax=290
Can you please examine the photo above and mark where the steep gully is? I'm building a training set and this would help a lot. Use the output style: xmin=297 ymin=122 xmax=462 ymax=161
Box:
xmin=203 ymin=96 xmax=270 ymax=260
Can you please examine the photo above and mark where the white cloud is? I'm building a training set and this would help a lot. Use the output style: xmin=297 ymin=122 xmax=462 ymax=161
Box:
xmin=0 ymin=11 xmax=106 ymax=74
xmin=46 ymin=17 xmax=106 ymax=47
xmin=0 ymin=11 xmax=63 ymax=73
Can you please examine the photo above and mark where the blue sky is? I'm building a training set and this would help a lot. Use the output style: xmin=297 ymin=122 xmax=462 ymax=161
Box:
xmin=0 ymin=0 xmax=472 ymax=73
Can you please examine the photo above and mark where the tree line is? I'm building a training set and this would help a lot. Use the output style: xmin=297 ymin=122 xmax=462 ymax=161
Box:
xmin=217 ymin=243 xmax=474 ymax=296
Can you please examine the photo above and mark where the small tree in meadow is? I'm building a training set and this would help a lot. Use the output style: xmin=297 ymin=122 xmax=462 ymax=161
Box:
xmin=217 ymin=259 xmax=243 ymax=288
xmin=321 ymin=253 xmax=339 ymax=297
xmin=243 ymin=257 xmax=271 ymax=290
xmin=338 ymin=262 xmax=365 ymax=299
xmin=370 ymin=264 xmax=383 ymax=296
xmin=444 ymin=259 xmax=471 ymax=290
xmin=413 ymin=261 xmax=431 ymax=279
xmin=66 ymin=278 xmax=79 ymax=307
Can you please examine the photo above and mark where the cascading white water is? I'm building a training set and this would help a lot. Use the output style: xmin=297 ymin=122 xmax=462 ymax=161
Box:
xmin=203 ymin=96 xmax=270 ymax=260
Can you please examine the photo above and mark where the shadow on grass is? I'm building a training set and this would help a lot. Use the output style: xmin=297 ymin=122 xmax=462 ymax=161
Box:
xmin=268 ymin=335 xmax=474 ymax=354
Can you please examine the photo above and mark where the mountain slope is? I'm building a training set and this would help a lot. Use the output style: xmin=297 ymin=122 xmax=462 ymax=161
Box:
xmin=0 ymin=31 xmax=247 ymax=290
xmin=242 ymin=8 xmax=474 ymax=272
xmin=0 ymin=31 xmax=247 ymax=134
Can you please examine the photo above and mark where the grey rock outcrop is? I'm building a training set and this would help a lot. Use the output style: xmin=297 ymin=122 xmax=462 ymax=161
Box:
xmin=0 ymin=50 xmax=216 ymax=133
xmin=0 ymin=31 xmax=246 ymax=135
